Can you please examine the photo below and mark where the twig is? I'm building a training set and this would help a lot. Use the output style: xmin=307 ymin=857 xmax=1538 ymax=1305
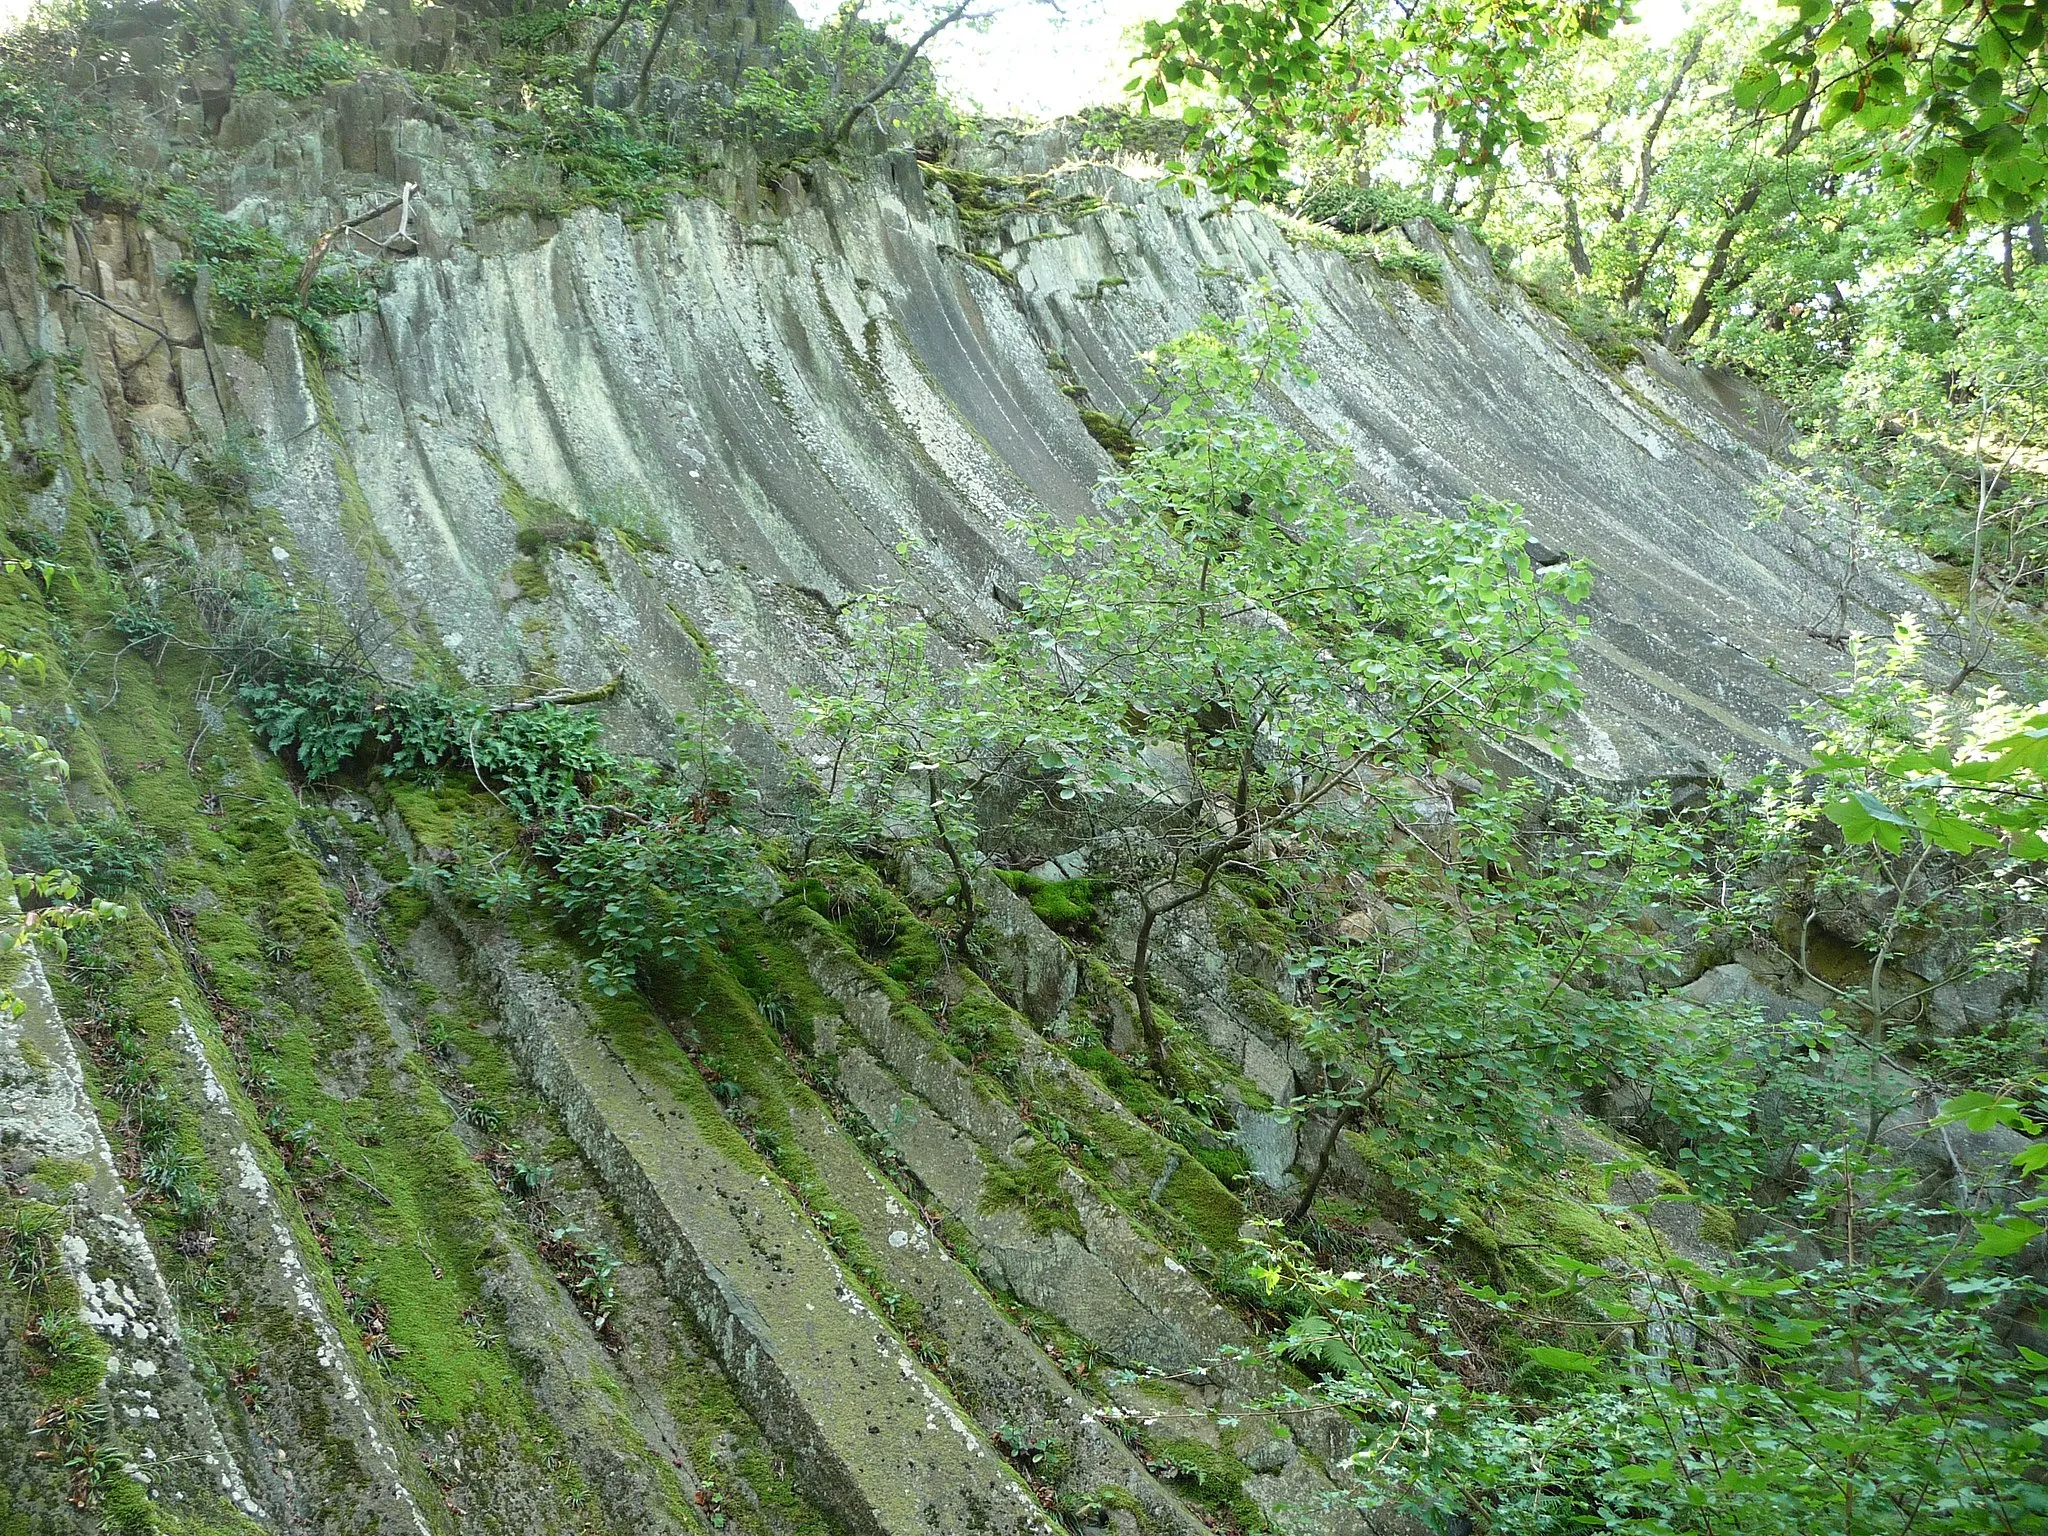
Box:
xmin=52 ymin=281 xmax=203 ymax=354
xmin=490 ymin=671 xmax=624 ymax=714
xmin=294 ymin=184 xmax=420 ymax=304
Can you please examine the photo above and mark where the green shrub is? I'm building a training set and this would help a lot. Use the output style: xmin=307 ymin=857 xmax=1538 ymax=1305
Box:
xmin=232 ymin=21 xmax=377 ymax=98
xmin=1374 ymin=242 xmax=1447 ymax=290
xmin=1299 ymin=182 xmax=1455 ymax=235
xmin=243 ymin=666 xmax=750 ymax=996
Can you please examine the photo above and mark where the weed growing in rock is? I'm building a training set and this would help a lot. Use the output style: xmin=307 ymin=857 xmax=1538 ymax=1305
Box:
xmin=243 ymin=669 xmax=755 ymax=995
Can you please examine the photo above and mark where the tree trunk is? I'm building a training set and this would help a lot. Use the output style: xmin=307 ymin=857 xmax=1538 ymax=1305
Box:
xmin=1632 ymin=32 xmax=1704 ymax=220
xmin=1287 ymin=1106 xmax=1359 ymax=1226
xmin=630 ymin=0 xmax=682 ymax=115
xmin=2029 ymin=212 xmax=2047 ymax=265
xmin=578 ymin=0 xmax=641 ymax=108
xmin=1619 ymin=210 xmax=1676 ymax=307
xmin=1672 ymin=92 xmax=1815 ymax=344
xmin=1131 ymin=903 xmax=1167 ymax=1075
xmin=1562 ymin=196 xmax=1593 ymax=280
xmin=829 ymin=0 xmax=976 ymax=146
xmin=926 ymin=776 xmax=975 ymax=943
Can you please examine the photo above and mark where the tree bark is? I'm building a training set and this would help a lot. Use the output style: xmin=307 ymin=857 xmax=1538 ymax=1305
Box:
xmin=578 ymin=0 xmax=641 ymax=108
xmin=1632 ymin=32 xmax=1704 ymax=221
xmin=1130 ymin=869 xmax=1221 ymax=1077
xmin=2029 ymin=212 xmax=2047 ymax=265
xmin=1548 ymin=151 xmax=1593 ymax=279
xmin=830 ymin=0 xmax=976 ymax=146
xmin=1672 ymin=93 xmax=1816 ymax=344
xmin=1287 ymin=1105 xmax=1360 ymax=1226
xmin=630 ymin=0 xmax=682 ymax=115
xmin=1131 ymin=903 xmax=1167 ymax=1072
xmin=926 ymin=775 xmax=975 ymax=943
xmin=1619 ymin=210 xmax=1676 ymax=306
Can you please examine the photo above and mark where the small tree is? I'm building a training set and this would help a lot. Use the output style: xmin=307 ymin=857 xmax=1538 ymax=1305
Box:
xmin=795 ymin=597 xmax=992 ymax=939
xmin=991 ymin=296 xmax=1589 ymax=1074
xmin=1284 ymin=781 xmax=1739 ymax=1224
xmin=1713 ymin=617 xmax=2048 ymax=1065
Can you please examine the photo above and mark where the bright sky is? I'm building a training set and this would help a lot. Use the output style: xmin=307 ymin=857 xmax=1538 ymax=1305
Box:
xmin=0 ymin=0 xmax=1707 ymax=118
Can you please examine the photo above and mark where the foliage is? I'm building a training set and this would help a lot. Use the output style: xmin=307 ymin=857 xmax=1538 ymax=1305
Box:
xmin=231 ymin=17 xmax=378 ymax=99
xmin=992 ymin=295 xmax=1586 ymax=1070
xmin=1288 ymin=779 xmax=1818 ymax=1218
xmin=1250 ymin=1140 xmax=2048 ymax=1536
xmin=1751 ymin=0 xmax=2048 ymax=227
xmin=1298 ymin=180 xmax=1455 ymax=234
xmin=7 ymin=812 xmax=163 ymax=899
xmin=242 ymin=670 xmax=754 ymax=995
xmin=795 ymin=596 xmax=992 ymax=936
xmin=1706 ymin=618 xmax=2048 ymax=1046
xmin=1131 ymin=0 xmax=1631 ymax=198
xmin=0 ymin=559 xmax=121 ymax=1006
xmin=802 ymin=297 xmax=1588 ymax=1072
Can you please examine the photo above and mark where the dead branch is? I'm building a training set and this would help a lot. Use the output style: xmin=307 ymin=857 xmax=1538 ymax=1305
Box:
xmin=490 ymin=671 xmax=625 ymax=714
xmin=52 ymin=281 xmax=203 ymax=353
xmin=294 ymin=183 xmax=420 ymax=305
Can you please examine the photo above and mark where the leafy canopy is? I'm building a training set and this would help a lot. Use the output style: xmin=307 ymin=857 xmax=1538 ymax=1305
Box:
xmin=1750 ymin=0 xmax=2048 ymax=227
xmin=1132 ymin=0 xmax=1631 ymax=198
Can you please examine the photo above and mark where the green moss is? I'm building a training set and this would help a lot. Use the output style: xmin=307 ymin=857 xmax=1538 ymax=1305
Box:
xmin=1161 ymin=1157 xmax=1245 ymax=1254
xmin=782 ymin=865 xmax=943 ymax=991
xmin=507 ymin=555 xmax=552 ymax=602
xmin=1076 ymin=408 xmax=1135 ymax=467
xmin=717 ymin=910 xmax=839 ymax=1053
xmin=995 ymin=869 xmax=1111 ymax=939
xmin=1699 ymin=1203 xmax=1739 ymax=1250
xmin=980 ymin=1141 xmax=1085 ymax=1239
xmin=921 ymin=162 xmax=1106 ymax=244
xmin=203 ymin=307 xmax=268 ymax=358
xmin=29 ymin=1157 xmax=91 ymax=1191
xmin=1228 ymin=974 xmax=1299 ymax=1044
xmin=940 ymin=983 xmax=1024 ymax=1085
xmin=652 ymin=949 xmax=936 ymax=1357
xmin=1211 ymin=884 xmax=1288 ymax=954
xmin=1145 ymin=1437 xmax=1265 ymax=1529
xmin=583 ymin=983 xmax=760 ymax=1164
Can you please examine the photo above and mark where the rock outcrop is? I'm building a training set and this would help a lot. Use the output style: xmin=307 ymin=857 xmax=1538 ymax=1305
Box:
xmin=0 ymin=32 xmax=1988 ymax=1536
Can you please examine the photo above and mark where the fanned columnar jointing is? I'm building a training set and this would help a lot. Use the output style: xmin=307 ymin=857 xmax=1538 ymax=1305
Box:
xmin=0 ymin=33 xmax=1922 ymax=1536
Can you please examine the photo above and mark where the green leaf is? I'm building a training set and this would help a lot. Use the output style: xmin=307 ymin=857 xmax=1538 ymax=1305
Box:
xmin=1824 ymin=791 xmax=1915 ymax=849
xmin=1971 ymin=1215 xmax=2044 ymax=1259
xmin=1524 ymin=1345 xmax=1606 ymax=1374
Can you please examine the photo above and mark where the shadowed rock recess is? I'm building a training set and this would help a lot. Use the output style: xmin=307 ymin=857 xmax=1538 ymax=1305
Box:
xmin=0 ymin=11 xmax=1939 ymax=1535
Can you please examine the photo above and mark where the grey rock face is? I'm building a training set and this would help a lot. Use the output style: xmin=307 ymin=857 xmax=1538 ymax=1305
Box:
xmin=1 ymin=70 xmax=2001 ymax=1536
xmin=93 ymin=126 xmax=1922 ymax=784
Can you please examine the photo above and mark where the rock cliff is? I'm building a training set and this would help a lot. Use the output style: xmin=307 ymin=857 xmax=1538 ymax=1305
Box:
xmin=0 ymin=29 xmax=1957 ymax=1536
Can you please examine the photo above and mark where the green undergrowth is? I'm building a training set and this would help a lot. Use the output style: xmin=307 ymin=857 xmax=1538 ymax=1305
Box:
xmin=0 ymin=383 xmax=821 ymax=1532
xmin=1298 ymin=182 xmax=1456 ymax=236
xmin=994 ymin=868 xmax=1113 ymax=940
xmin=1277 ymin=210 xmax=1447 ymax=293
xmin=773 ymin=863 xmax=1255 ymax=1268
xmin=363 ymin=794 xmax=836 ymax=1536
xmin=1137 ymin=1435 xmax=1268 ymax=1534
